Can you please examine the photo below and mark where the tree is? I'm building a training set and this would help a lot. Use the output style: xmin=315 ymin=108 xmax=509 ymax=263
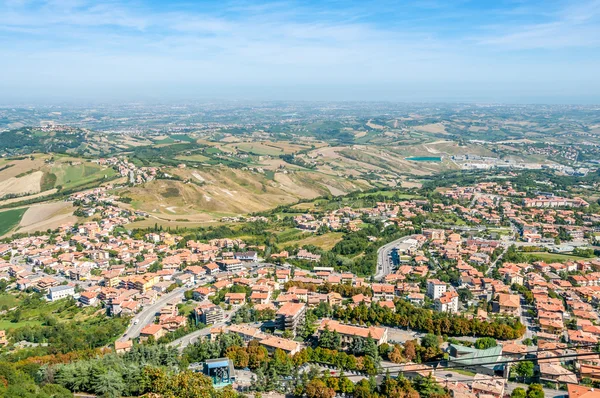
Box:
xmin=389 ymin=345 xmax=404 ymax=363
xmin=421 ymin=334 xmax=440 ymax=349
xmin=353 ymin=379 xmax=373 ymax=398
xmin=404 ymin=340 xmax=417 ymax=362
xmin=90 ymin=369 xmax=125 ymax=398
xmin=512 ymin=387 xmax=527 ymax=398
xmin=526 ymin=384 xmax=545 ymax=398
xmin=169 ymin=371 xmax=213 ymax=398
xmin=513 ymin=361 xmax=534 ymax=381
xmin=474 ymin=337 xmax=497 ymax=349
xmin=339 ymin=376 xmax=354 ymax=394
xmin=319 ymin=326 xmax=341 ymax=350
xmin=305 ymin=379 xmax=335 ymax=398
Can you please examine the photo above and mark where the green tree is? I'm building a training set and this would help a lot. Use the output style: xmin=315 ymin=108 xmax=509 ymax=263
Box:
xmin=512 ymin=387 xmax=527 ymax=398
xmin=91 ymin=369 xmax=125 ymax=398
xmin=526 ymin=384 xmax=545 ymax=398
xmin=513 ymin=361 xmax=534 ymax=381
xmin=474 ymin=337 xmax=497 ymax=349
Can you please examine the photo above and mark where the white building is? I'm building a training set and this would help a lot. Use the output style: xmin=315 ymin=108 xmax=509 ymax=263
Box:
xmin=434 ymin=292 xmax=459 ymax=313
xmin=426 ymin=279 xmax=447 ymax=299
xmin=48 ymin=285 xmax=75 ymax=301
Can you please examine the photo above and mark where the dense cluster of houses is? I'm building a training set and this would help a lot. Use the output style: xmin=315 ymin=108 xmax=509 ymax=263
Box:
xmin=1 ymin=179 xmax=600 ymax=395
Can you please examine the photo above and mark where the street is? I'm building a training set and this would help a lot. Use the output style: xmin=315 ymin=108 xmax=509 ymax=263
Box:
xmin=375 ymin=235 xmax=419 ymax=281
xmin=118 ymin=286 xmax=187 ymax=341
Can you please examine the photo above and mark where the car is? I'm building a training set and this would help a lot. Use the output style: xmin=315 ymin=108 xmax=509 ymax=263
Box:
xmin=134 ymin=319 xmax=139 ymax=325
xmin=445 ymin=374 xmax=453 ymax=378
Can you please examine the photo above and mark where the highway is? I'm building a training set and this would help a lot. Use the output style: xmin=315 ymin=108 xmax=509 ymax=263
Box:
xmin=118 ymin=286 xmax=187 ymax=342
xmin=374 ymin=234 xmax=418 ymax=281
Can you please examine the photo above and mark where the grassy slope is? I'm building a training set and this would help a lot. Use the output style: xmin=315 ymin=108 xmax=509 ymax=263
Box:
xmin=0 ymin=207 xmax=28 ymax=236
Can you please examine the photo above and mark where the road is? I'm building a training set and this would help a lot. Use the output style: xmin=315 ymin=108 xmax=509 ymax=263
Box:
xmin=375 ymin=235 xmax=418 ymax=281
xmin=486 ymin=244 xmax=509 ymax=276
xmin=118 ymin=286 xmax=187 ymax=342
xmin=168 ymin=307 xmax=239 ymax=350
xmin=169 ymin=322 xmax=221 ymax=350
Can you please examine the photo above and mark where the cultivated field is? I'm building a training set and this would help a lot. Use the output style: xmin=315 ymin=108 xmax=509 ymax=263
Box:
xmin=0 ymin=207 xmax=28 ymax=236
xmin=0 ymin=170 xmax=43 ymax=197
xmin=16 ymin=202 xmax=76 ymax=234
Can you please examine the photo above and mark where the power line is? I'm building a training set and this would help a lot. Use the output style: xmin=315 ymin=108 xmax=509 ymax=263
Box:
xmin=302 ymin=345 xmax=600 ymax=381
xmin=377 ymin=342 xmax=599 ymax=373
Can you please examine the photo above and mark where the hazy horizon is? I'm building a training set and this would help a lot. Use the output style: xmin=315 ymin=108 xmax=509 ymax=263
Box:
xmin=2 ymin=0 xmax=600 ymax=104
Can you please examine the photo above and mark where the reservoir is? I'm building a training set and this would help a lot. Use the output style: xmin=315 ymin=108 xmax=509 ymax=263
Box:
xmin=405 ymin=156 xmax=442 ymax=162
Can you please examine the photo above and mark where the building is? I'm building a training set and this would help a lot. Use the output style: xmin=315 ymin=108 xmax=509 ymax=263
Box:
xmin=447 ymin=344 xmax=505 ymax=376
xmin=471 ymin=374 xmax=505 ymax=398
xmin=201 ymin=358 xmax=235 ymax=386
xmin=318 ymin=319 xmax=388 ymax=347
xmin=217 ymin=259 xmax=244 ymax=273
xmin=139 ymin=324 xmax=166 ymax=341
xmin=228 ymin=324 xmax=266 ymax=342
xmin=435 ymin=291 xmax=459 ymax=313
xmin=276 ymin=302 xmax=306 ymax=335
xmin=114 ymin=340 xmax=133 ymax=354
xmin=568 ymin=384 xmax=600 ymax=398
xmin=493 ymin=293 xmax=520 ymax=317
xmin=195 ymin=303 xmax=225 ymax=325
xmin=260 ymin=336 xmax=301 ymax=355
xmin=79 ymin=291 xmax=98 ymax=306
xmin=234 ymin=251 xmax=258 ymax=262
xmin=225 ymin=292 xmax=246 ymax=306
xmin=48 ymin=285 xmax=75 ymax=301
xmin=426 ymin=279 xmax=446 ymax=299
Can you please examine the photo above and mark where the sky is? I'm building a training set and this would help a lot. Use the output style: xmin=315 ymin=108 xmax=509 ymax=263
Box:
xmin=1 ymin=0 xmax=600 ymax=104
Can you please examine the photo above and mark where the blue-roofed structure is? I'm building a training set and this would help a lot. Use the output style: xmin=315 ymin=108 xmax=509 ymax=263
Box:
xmin=201 ymin=358 xmax=235 ymax=386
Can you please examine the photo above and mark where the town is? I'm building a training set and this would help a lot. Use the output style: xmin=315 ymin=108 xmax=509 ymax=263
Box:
xmin=1 ymin=174 xmax=599 ymax=398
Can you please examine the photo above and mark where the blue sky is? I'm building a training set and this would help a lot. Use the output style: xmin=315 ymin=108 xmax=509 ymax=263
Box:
xmin=1 ymin=0 xmax=599 ymax=103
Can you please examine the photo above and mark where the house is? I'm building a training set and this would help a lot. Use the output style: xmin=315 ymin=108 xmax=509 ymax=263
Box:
xmin=407 ymin=292 xmax=425 ymax=305
xmin=228 ymin=324 xmax=267 ymax=342
xmin=193 ymin=286 xmax=215 ymax=301
xmin=48 ymin=285 xmax=75 ymax=301
xmin=493 ymin=293 xmax=520 ymax=316
xmin=0 ymin=330 xmax=8 ymax=346
xmin=276 ymin=302 xmax=306 ymax=335
xmin=225 ymin=292 xmax=246 ymax=306
xmin=471 ymin=374 xmax=505 ymax=398
xmin=175 ymin=273 xmax=195 ymax=287
xmin=539 ymin=362 xmax=578 ymax=385
xmin=568 ymin=384 xmax=600 ymax=398
xmin=114 ymin=340 xmax=133 ymax=354
xmin=260 ymin=336 xmax=301 ymax=355
xmin=318 ymin=319 xmax=388 ymax=347
xmin=204 ymin=262 xmax=220 ymax=275
xmin=139 ymin=324 xmax=166 ymax=341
